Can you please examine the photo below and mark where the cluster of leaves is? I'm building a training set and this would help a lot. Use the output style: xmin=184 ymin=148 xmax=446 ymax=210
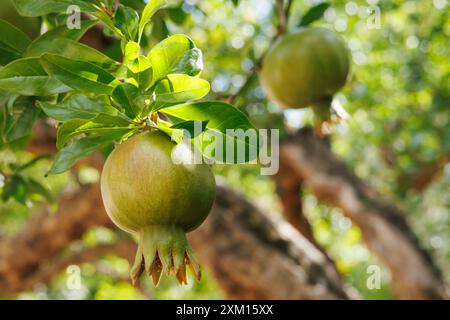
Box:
xmin=0 ymin=0 xmax=257 ymax=181
xmin=0 ymin=153 xmax=54 ymax=206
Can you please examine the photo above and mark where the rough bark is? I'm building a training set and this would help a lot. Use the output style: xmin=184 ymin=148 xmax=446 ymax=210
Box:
xmin=191 ymin=183 xmax=348 ymax=299
xmin=0 ymin=181 xmax=348 ymax=299
xmin=274 ymin=155 xmax=339 ymax=273
xmin=398 ymin=154 xmax=450 ymax=192
xmin=280 ymin=127 xmax=448 ymax=299
xmin=0 ymin=183 xmax=111 ymax=294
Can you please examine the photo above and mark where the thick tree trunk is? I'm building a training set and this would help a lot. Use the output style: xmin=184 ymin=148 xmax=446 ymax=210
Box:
xmin=0 ymin=181 xmax=349 ymax=299
xmin=280 ymin=128 xmax=448 ymax=299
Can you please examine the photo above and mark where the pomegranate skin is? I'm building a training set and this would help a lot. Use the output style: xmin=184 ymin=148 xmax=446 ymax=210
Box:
xmin=101 ymin=131 xmax=216 ymax=234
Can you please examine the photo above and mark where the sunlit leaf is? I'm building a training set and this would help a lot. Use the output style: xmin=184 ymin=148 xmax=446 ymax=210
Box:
xmin=124 ymin=41 xmax=140 ymax=64
xmin=114 ymin=4 xmax=139 ymax=40
xmin=153 ymin=74 xmax=210 ymax=110
xmin=138 ymin=0 xmax=166 ymax=41
xmin=148 ymin=34 xmax=202 ymax=86
xmin=161 ymin=101 xmax=259 ymax=163
xmin=171 ymin=120 xmax=209 ymax=138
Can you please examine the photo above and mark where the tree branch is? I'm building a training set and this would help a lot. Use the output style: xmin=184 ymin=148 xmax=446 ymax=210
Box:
xmin=398 ymin=154 xmax=450 ymax=192
xmin=275 ymin=0 xmax=287 ymax=35
xmin=280 ymin=127 xmax=448 ymax=299
xmin=18 ymin=241 xmax=136 ymax=294
xmin=0 ymin=183 xmax=111 ymax=294
xmin=275 ymin=157 xmax=314 ymax=241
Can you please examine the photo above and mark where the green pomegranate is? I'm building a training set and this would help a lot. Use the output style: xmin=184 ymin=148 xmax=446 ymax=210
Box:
xmin=101 ymin=131 xmax=216 ymax=285
xmin=260 ymin=27 xmax=349 ymax=124
xmin=0 ymin=0 xmax=41 ymax=39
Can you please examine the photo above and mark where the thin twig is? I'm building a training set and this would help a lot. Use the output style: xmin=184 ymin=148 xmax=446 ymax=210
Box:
xmin=285 ymin=0 xmax=294 ymax=22
xmin=227 ymin=0 xmax=292 ymax=105
xmin=275 ymin=0 xmax=287 ymax=35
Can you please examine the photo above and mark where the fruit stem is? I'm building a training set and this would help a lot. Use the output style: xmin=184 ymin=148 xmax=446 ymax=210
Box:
xmin=130 ymin=225 xmax=201 ymax=286
xmin=150 ymin=112 xmax=159 ymax=124
xmin=311 ymin=96 xmax=333 ymax=137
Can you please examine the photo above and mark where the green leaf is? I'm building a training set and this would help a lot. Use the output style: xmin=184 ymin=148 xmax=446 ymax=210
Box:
xmin=153 ymin=74 xmax=210 ymax=109
xmin=138 ymin=0 xmax=166 ymax=41
xmin=92 ymin=10 xmax=124 ymax=37
xmin=161 ymin=101 xmax=259 ymax=163
xmin=166 ymin=6 xmax=188 ymax=25
xmin=27 ymin=178 xmax=54 ymax=203
xmin=123 ymin=42 xmax=152 ymax=89
xmin=150 ymin=14 xmax=169 ymax=42
xmin=127 ymin=59 xmax=152 ymax=89
xmin=56 ymin=113 xmax=133 ymax=149
xmin=129 ymin=55 xmax=152 ymax=74
xmin=114 ymin=4 xmax=139 ymax=41
xmin=124 ymin=42 xmax=151 ymax=72
xmin=1 ymin=174 xmax=27 ymax=204
xmin=155 ymin=119 xmax=183 ymax=143
xmin=171 ymin=120 xmax=209 ymax=138
xmin=68 ymin=0 xmax=98 ymax=11
xmin=13 ymin=0 xmax=96 ymax=16
xmin=231 ymin=0 xmax=240 ymax=7
xmin=0 ymin=58 xmax=70 ymax=96
xmin=40 ymin=53 xmax=118 ymax=94
xmin=170 ymin=48 xmax=203 ymax=75
xmin=37 ymin=94 xmax=117 ymax=122
xmin=124 ymin=41 xmax=140 ymax=64
xmin=25 ymin=38 xmax=118 ymax=71
xmin=1 ymin=96 xmax=38 ymax=143
xmin=298 ymin=2 xmax=330 ymax=26
xmin=26 ymin=20 xmax=98 ymax=55
xmin=48 ymin=129 xmax=133 ymax=174
xmin=0 ymin=19 xmax=31 ymax=65
xmin=112 ymin=83 xmax=146 ymax=119
xmin=148 ymin=34 xmax=202 ymax=86
xmin=13 ymin=0 xmax=69 ymax=17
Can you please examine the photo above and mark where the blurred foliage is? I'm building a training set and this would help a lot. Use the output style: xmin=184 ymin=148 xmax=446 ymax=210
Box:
xmin=0 ymin=0 xmax=449 ymax=299
xmin=16 ymin=254 xmax=222 ymax=300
